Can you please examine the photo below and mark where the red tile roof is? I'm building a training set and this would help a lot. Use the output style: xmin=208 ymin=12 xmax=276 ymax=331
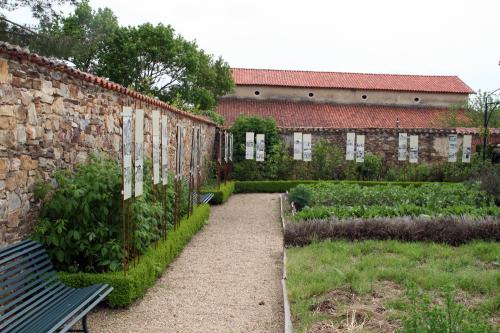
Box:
xmin=232 ymin=68 xmax=474 ymax=94
xmin=216 ymin=99 xmax=468 ymax=129
xmin=0 ymin=42 xmax=216 ymax=126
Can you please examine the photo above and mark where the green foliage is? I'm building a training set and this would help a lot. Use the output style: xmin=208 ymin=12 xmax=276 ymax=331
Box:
xmin=286 ymin=240 xmax=500 ymax=332
xmin=401 ymin=288 xmax=496 ymax=333
xmin=0 ymin=0 xmax=77 ymax=21
xmin=58 ymin=204 xmax=210 ymax=307
xmin=234 ymin=180 xmax=442 ymax=193
xmin=295 ymin=204 xmax=500 ymax=220
xmin=201 ymin=181 xmax=235 ymax=204
xmin=95 ymin=22 xmax=233 ymax=110
xmin=231 ymin=115 xmax=290 ymax=180
xmin=478 ymin=164 xmax=500 ymax=205
xmin=33 ymin=180 xmax=51 ymax=201
xmin=40 ymin=0 xmax=119 ymax=72
xmin=356 ymin=152 xmax=383 ymax=180
xmin=32 ymin=156 xmax=190 ymax=273
xmin=301 ymin=182 xmax=491 ymax=208
xmin=288 ymin=184 xmax=312 ymax=210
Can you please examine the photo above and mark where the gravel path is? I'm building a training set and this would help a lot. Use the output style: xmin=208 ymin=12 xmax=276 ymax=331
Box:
xmin=88 ymin=193 xmax=284 ymax=333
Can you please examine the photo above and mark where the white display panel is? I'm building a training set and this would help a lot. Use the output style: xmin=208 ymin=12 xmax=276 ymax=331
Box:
xmin=462 ymin=135 xmax=472 ymax=163
xmin=245 ymin=132 xmax=254 ymax=160
xmin=303 ymin=134 xmax=312 ymax=162
xmin=152 ymin=110 xmax=161 ymax=184
xmin=176 ymin=125 xmax=184 ymax=177
xmin=134 ymin=109 xmax=144 ymax=196
xmin=355 ymin=135 xmax=365 ymax=163
xmin=256 ymin=134 xmax=265 ymax=162
xmin=409 ymin=135 xmax=419 ymax=163
xmin=161 ymin=114 xmax=169 ymax=185
xmin=224 ymin=131 xmax=229 ymax=162
xmin=293 ymin=132 xmax=303 ymax=160
xmin=346 ymin=132 xmax=355 ymax=161
xmin=229 ymin=133 xmax=233 ymax=161
xmin=398 ymin=133 xmax=408 ymax=161
xmin=122 ymin=107 xmax=133 ymax=200
xmin=448 ymin=134 xmax=458 ymax=162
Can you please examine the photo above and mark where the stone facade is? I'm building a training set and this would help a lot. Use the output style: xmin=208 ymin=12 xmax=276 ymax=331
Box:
xmin=281 ymin=128 xmax=478 ymax=164
xmin=0 ymin=53 xmax=216 ymax=245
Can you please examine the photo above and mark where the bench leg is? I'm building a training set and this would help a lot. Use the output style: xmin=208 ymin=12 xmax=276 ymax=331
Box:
xmin=82 ymin=315 xmax=88 ymax=333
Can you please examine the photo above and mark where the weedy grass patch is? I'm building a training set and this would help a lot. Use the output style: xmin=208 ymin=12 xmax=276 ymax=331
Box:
xmin=286 ymin=240 xmax=500 ymax=332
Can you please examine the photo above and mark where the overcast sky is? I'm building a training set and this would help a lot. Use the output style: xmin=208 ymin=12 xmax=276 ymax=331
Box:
xmin=6 ymin=0 xmax=500 ymax=92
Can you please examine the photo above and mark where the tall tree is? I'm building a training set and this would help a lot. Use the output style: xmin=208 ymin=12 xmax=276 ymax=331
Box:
xmin=41 ymin=0 xmax=118 ymax=72
xmin=95 ymin=23 xmax=233 ymax=110
xmin=0 ymin=0 xmax=78 ymax=22
xmin=433 ymin=90 xmax=500 ymax=129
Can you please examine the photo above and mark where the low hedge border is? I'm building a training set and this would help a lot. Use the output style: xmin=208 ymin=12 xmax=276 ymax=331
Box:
xmin=58 ymin=204 xmax=211 ymax=307
xmin=201 ymin=181 xmax=235 ymax=204
xmin=234 ymin=180 xmax=450 ymax=193
xmin=284 ymin=216 xmax=500 ymax=247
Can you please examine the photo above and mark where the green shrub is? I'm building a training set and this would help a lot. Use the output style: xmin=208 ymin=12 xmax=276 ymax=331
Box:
xmin=231 ymin=115 xmax=291 ymax=180
xmin=58 ymin=204 xmax=210 ymax=307
xmin=288 ymin=184 xmax=312 ymax=210
xmin=400 ymin=288 xmax=496 ymax=333
xmin=201 ymin=181 xmax=235 ymax=204
xmin=356 ymin=153 xmax=383 ymax=180
xmin=33 ymin=156 xmax=190 ymax=273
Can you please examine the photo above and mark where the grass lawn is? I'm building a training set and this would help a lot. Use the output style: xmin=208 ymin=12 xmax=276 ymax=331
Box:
xmin=286 ymin=240 xmax=500 ymax=332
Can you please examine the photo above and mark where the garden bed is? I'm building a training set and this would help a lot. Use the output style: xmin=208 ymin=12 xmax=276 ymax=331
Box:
xmin=286 ymin=240 xmax=500 ymax=332
xmin=58 ymin=204 xmax=210 ymax=307
xmin=200 ymin=181 xmax=235 ymax=204
xmin=234 ymin=180 xmax=447 ymax=193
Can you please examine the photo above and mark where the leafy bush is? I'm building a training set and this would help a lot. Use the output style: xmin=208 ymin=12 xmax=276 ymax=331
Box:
xmin=356 ymin=153 xmax=383 ymax=180
xmin=59 ymin=204 xmax=210 ymax=307
xmin=478 ymin=164 xmax=500 ymax=205
xmin=231 ymin=115 xmax=291 ymax=180
xmin=283 ymin=216 xmax=500 ymax=247
xmin=400 ymin=288 xmax=496 ymax=333
xmin=33 ymin=156 xmax=190 ymax=273
xmin=288 ymin=184 xmax=312 ymax=210
xmin=201 ymin=181 xmax=235 ymax=204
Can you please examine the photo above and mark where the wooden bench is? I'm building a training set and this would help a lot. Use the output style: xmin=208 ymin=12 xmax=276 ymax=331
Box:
xmin=199 ymin=193 xmax=214 ymax=204
xmin=0 ymin=239 xmax=113 ymax=333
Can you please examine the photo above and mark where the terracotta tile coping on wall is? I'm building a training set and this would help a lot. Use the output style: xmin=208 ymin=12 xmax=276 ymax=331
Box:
xmin=0 ymin=42 xmax=217 ymax=127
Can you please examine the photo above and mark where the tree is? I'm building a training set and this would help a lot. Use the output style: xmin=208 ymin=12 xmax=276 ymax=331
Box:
xmin=436 ymin=91 xmax=500 ymax=128
xmin=40 ymin=0 xmax=118 ymax=72
xmin=0 ymin=0 xmax=78 ymax=22
xmin=95 ymin=23 xmax=233 ymax=110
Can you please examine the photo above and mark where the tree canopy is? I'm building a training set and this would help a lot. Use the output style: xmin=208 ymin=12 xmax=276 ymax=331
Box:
xmin=1 ymin=1 xmax=233 ymax=121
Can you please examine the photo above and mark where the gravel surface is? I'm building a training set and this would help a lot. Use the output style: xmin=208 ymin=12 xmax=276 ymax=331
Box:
xmin=88 ymin=193 xmax=284 ymax=333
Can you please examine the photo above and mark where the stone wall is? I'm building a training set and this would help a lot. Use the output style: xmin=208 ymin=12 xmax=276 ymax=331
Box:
xmin=0 ymin=47 xmax=217 ymax=245
xmin=281 ymin=128 xmax=480 ymax=163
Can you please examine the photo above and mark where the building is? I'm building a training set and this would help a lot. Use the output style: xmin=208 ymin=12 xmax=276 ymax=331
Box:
xmin=215 ymin=68 xmax=497 ymax=162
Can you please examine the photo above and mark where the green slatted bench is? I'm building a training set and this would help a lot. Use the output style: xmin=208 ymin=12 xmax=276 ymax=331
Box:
xmin=0 ymin=239 xmax=113 ymax=333
xmin=199 ymin=193 xmax=214 ymax=204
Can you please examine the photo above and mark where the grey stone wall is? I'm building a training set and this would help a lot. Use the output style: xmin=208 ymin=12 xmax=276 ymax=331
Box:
xmin=0 ymin=55 xmax=216 ymax=245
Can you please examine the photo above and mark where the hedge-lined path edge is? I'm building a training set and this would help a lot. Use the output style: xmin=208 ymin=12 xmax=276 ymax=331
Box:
xmin=88 ymin=193 xmax=284 ymax=332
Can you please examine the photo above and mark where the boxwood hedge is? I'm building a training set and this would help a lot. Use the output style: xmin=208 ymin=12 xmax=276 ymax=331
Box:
xmin=201 ymin=181 xmax=235 ymax=204
xmin=58 ymin=204 xmax=210 ymax=307
xmin=234 ymin=180 xmax=447 ymax=193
